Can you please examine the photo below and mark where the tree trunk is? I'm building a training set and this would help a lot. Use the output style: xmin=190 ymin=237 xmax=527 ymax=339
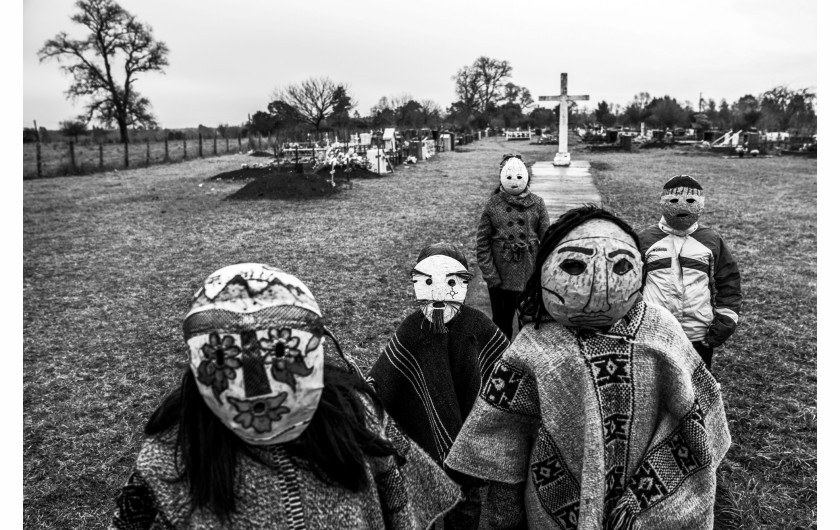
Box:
xmin=118 ymin=120 xmax=129 ymax=144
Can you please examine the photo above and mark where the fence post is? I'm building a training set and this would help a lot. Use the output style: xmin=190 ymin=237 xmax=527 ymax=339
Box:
xmin=226 ymin=136 xmax=230 ymax=153
xmin=99 ymin=142 xmax=104 ymax=171
xmin=199 ymin=131 xmax=203 ymax=157
xmin=238 ymin=133 xmax=242 ymax=152
xmin=164 ymin=133 xmax=169 ymax=162
xmin=34 ymin=120 xmax=42 ymax=179
xmin=69 ymin=141 xmax=77 ymax=174
xmin=124 ymin=140 xmax=129 ymax=168
xmin=183 ymin=135 xmax=187 ymax=161
xmin=213 ymin=130 xmax=218 ymax=156
xmin=146 ymin=138 xmax=151 ymax=166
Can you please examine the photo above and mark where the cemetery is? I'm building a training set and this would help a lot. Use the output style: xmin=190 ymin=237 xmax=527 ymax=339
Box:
xmin=22 ymin=0 xmax=818 ymax=525
xmin=23 ymin=113 xmax=816 ymax=527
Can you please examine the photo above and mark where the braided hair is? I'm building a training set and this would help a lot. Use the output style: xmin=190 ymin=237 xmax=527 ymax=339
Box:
xmin=516 ymin=204 xmax=643 ymax=329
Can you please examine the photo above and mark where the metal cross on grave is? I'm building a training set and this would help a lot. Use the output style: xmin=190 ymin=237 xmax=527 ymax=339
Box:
xmin=539 ymin=73 xmax=589 ymax=166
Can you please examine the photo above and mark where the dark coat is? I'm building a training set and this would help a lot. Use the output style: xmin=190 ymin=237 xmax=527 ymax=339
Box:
xmin=476 ymin=189 xmax=550 ymax=291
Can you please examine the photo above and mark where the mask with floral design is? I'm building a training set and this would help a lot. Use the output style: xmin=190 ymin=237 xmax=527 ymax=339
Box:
xmin=540 ymin=219 xmax=643 ymax=328
xmin=183 ymin=263 xmax=325 ymax=445
xmin=499 ymin=156 xmax=529 ymax=196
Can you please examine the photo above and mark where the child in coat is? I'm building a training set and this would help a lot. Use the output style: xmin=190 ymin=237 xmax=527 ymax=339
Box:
xmin=638 ymin=175 xmax=742 ymax=369
xmin=476 ymin=154 xmax=550 ymax=339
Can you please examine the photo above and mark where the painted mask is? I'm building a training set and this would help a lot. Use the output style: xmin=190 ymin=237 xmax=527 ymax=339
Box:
xmin=500 ymin=156 xmax=529 ymax=195
xmin=412 ymin=254 xmax=472 ymax=332
xmin=660 ymin=175 xmax=705 ymax=230
xmin=540 ymin=219 xmax=642 ymax=328
xmin=183 ymin=263 xmax=325 ymax=445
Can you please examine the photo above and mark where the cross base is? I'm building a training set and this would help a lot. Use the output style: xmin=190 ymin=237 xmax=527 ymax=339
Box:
xmin=552 ymin=152 xmax=571 ymax=167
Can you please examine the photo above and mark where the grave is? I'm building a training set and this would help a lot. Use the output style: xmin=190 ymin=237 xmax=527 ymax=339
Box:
xmin=539 ymin=73 xmax=589 ymax=166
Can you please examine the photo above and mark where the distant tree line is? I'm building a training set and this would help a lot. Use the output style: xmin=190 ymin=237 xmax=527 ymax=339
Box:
xmin=34 ymin=0 xmax=817 ymax=146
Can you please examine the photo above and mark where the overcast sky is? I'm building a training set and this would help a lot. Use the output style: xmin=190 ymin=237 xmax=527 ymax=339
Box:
xmin=22 ymin=0 xmax=817 ymax=130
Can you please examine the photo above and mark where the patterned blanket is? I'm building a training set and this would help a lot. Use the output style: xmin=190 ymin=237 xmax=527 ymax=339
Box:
xmin=445 ymin=301 xmax=731 ymax=529
xmin=368 ymin=305 xmax=508 ymax=465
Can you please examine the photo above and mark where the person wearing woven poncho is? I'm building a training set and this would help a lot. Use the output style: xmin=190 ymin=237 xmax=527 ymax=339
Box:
xmin=445 ymin=206 xmax=731 ymax=529
xmin=476 ymin=154 xmax=551 ymax=339
xmin=368 ymin=242 xmax=510 ymax=530
xmin=110 ymin=263 xmax=460 ymax=530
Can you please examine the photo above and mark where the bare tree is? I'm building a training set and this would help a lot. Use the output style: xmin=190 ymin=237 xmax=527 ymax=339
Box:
xmin=271 ymin=77 xmax=353 ymax=131
xmin=473 ymin=56 xmax=513 ymax=112
xmin=453 ymin=66 xmax=481 ymax=112
xmin=39 ymin=0 xmax=169 ymax=143
xmin=453 ymin=56 xmax=513 ymax=113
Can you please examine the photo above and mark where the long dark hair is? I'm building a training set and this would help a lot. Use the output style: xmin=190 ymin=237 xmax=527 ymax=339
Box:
xmin=145 ymin=361 xmax=400 ymax=521
xmin=517 ymin=204 xmax=643 ymax=328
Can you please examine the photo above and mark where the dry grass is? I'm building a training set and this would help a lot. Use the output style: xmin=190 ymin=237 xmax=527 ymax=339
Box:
xmin=22 ymin=138 xmax=816 ymax=529
xmin=584 ymin=147 xmax=817 ymax=529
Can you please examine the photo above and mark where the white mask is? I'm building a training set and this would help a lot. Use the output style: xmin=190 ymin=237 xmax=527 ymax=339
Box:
xmin=540 ymin=219 xmax=642 ymax=328
xmin=412 ymin=255 xmax=471 ymax=331
xmin=183 ymin=263 xmax=325 ymax=445
xmin=500 ymin=157 xmax=529 ymax=196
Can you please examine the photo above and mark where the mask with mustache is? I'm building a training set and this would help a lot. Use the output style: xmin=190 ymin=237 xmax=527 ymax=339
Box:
xmin=411 ymin=254 xmax=472 ymax=333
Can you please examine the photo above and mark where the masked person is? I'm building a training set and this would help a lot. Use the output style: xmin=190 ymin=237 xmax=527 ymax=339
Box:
xmin=445 ymin=206 xmax=731 ymax=530
xmin=476 ymin=154 xmax=551 ymax=339
xmin=638 ymin=175 xmax=742 ymax=370
xmin=368 ymin=242 xmax=510 ymax=530
xmin=110 ymin=263 xmax=459 ymax=530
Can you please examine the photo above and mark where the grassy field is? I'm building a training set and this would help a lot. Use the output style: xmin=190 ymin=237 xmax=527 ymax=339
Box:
xmin=22 ymin=137 xmax=816 ymax=528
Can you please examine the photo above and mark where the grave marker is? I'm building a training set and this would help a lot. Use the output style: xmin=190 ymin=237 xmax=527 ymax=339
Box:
xmin=539 ymin=73 xmax=589 ymax=166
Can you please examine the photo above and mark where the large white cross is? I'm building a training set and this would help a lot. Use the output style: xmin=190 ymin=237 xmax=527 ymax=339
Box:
xmin=539 ymin=73 xmax=589 ymax=166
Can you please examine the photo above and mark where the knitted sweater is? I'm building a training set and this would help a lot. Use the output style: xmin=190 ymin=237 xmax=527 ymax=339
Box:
xmin=476 ymin=190 xmax=550 ymax=291
xmin=367 ymin=305 xmax=509 ymax=466
xmin=445 ymin=301 xmax=731 ymax=530
xmin=110 ymin=400 xmax=460 ymax=530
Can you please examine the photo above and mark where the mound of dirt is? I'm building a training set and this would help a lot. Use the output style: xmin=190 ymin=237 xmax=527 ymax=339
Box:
xmin=211 ymin=166 xmax=296 ymax=182
xmin=226 ymin=171 xmax=343 ymax=200
xmin=315 ymin=166 xmax=384 ymax=179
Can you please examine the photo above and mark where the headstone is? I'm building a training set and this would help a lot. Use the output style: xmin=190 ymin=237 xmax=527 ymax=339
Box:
xmin=440 ymin=133 xmax=451 ymax=151
xmin=539 ymin=73 xmax=589 ymax=166
xmin=382 ymin=128 xmax=396 ymax=151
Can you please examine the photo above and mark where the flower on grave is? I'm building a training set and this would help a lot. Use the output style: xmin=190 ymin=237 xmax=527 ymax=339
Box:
xmin=196 ymin=332 xmax=243 ymax=401
xmin=227 ymin=393 xmax=291 ymax=433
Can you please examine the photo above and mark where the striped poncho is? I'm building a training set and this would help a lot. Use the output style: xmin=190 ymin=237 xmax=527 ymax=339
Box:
xmin=367 ymin=305 xmax=509 ymax=465
xmin=445 ymin=301 xmax=731 ymax=529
